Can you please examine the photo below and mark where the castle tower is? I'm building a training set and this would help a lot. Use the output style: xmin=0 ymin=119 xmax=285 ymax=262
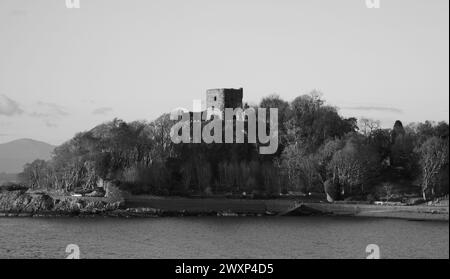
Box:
xmin=206 ymin=88 xmax=243 ymax=111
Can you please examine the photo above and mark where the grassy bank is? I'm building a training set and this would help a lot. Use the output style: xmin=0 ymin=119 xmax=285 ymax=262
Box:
xmin=125 ymin=195 xmax=449 ymax=221
xmin=300 ymin=203 xmax=449 ymax=221
xmin=125 ymin=195 xmax=298 ymax=214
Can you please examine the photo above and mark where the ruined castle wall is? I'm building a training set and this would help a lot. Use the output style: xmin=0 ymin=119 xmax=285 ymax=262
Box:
xmin=206 ymin=89 xmax=226 ymax=111
xmin=206 ymin=88 xmax=243 ymax=111
xmin=224 ymin=88 xmax=243 ymax=109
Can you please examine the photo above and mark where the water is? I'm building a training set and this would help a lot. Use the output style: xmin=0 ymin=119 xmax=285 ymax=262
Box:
xmin=0 ymin=217 xmax=448 ymax=259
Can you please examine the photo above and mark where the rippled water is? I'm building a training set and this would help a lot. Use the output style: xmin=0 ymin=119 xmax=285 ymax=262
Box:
xmin=0 ymin=217 xmax=448 ymax=259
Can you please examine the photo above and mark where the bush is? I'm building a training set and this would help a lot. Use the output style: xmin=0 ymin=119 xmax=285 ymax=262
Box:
xmin=324 ymin=179 xmax=338 ymax=201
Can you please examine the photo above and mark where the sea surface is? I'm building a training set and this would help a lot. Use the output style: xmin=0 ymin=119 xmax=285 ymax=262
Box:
xmin=0 ymin=216 xmax=448 ymax=259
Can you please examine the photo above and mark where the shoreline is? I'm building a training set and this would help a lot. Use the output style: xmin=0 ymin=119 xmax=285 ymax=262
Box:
xmin=0 ymin=207 xmax=448 ymax=221
xmin=299 ymin=202 xmax=449 ymax=221
xmin=1 ymin=191 xmax=448 ymax=221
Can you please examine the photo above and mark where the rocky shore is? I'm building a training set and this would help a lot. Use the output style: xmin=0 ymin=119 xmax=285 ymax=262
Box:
xmin=0 ymin=188 xmax=262 ymax=218
xmin=0 ymin=189 xmax=124 ymax=217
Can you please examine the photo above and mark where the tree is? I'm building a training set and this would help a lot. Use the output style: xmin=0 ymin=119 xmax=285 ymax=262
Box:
xmin=368 ymin=128 xmax=391 ymax=163
xmin=19 ymin=160 xmax=52 ymax=189
xmin=328 ymin=135 xmax=380 ymax=196
xmin=315 ymin=138 xmax=345 ymax=186
xmin=390 ymin=133 xmax=420 ymax=179
xmin=359 ymin=118 xmax=381 ymax=137
xmin=280 ymin=145 xmax=321 ymax=193
xmin=434 ymin=122 xmax=449 ymax=139
xmin=417 ymin=137 xmax=449 ymax=200
xmin=407 ymin=121 xmax=444 ymax=145
xmin=260 ymin=94 xmax=290 ymax=132
xmin=260 ymin=94 xmax=291 ymax=152
xmin=149 ymin=113 xmax=176 ymax=161
xmin=391 ymin=120 xmax=406 ymax=143
xmin=287 ymin=91 xmax=356 ymax=151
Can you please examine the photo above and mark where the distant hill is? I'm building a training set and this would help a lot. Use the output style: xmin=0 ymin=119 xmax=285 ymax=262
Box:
xmin=0 ymin=139 xmax=55 ymax=174
xmin=0 ymin=172 xmax=19 ymax=184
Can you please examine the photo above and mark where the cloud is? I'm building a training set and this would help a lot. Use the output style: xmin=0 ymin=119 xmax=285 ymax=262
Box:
xmin=341 ymin=106 xmax=403 ymax=114
xmin=29 ymin=102 xmax=69 ymax=128
xmin=92 ymin=107 xmax=113 ymax=115
xmin=30 ymin=102 xmax=69 ymax=118
xmin=37 ymin=102 xmax=69 ymax=116
xmin=0 ymin=95 xmax=24 ymax=116
xmin=44 ymin=121 xmax=58 ymax=128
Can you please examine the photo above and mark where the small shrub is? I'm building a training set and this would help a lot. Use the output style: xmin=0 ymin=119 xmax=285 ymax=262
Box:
xmin=324 ymin=179 xmax=338 ymax=201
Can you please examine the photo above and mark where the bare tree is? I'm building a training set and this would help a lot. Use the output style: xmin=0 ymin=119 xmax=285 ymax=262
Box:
xmin=359 ymin=118 xmax=381 ymax=137
xmin=418 ymin=137 xmax=449 ymax=200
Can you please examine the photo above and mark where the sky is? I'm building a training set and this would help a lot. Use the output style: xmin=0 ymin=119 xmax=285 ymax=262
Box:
xmin=0 ymin=0 xmax=448 ymax=145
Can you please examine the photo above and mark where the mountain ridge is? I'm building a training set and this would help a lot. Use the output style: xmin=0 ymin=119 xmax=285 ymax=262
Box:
xmin=0 ymin=138 xmax=55 ymax=174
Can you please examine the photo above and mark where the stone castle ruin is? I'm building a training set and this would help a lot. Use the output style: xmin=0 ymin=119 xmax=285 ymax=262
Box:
xmin=170 ymin=87 xmax=278 ymax=154
xmin=206 ymin=88 xmax=243 ymax=111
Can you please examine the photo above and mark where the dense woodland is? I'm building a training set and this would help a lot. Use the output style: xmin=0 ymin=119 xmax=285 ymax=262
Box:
xmin=18 ymin=92 xmax=449 ymax=201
